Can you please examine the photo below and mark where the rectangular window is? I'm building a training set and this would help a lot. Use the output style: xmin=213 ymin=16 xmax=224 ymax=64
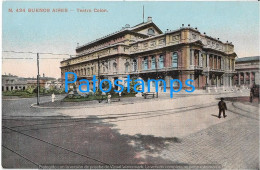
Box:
xmin=159 ymin=55 xmax=164 ymax=68
xmin=172 ymin=53 xmax=178 ymax=68
xmin=151 ymin=56 xmax=156 ymax=69
xmin=142 ymin=57 xmax=148 ymax=70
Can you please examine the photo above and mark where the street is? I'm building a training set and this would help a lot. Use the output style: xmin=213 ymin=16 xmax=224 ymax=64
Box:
xmin=2 ymin=92 xmax=259 ymax=169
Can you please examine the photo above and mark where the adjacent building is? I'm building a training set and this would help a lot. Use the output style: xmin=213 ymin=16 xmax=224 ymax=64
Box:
xmin=2 ymin=74 xmax=27 ymax=91
xmin=234 ymin=56 xmax=260 ymax=87
xmin=2 ymin=73 xmax=58 ymax=91
xmin=27 ymin=74 xmax=56 ymax=88
xmin=60 ymin=17 xmax=237 ymax=91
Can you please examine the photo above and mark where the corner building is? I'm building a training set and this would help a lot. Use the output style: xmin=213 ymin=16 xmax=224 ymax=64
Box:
xmin=60 ymin=17 xmax=237 ymax=91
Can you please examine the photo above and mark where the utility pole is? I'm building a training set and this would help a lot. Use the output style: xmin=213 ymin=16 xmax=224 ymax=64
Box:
xmin=98 ymin=55 xmax=100 ymax=86
xmin=97 ymin=54 xmax=101 ymax=103
xmin=143 ymin=5 xmax=144 ymax=23
xmin=37 ymin=53 xmax=40 ymax=105
xmin=155 ymin=58 xmax=159 ymax=98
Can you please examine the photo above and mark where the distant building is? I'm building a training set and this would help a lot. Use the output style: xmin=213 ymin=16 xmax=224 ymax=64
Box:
xmin=234 ymin=56 xmax=260 ymax=87
xmin=45 ymin=79 xmax=62 ymax=90
xmin=60 ymin=17 xmax=237 ymax=91
xmin=2 ymin=73 xmax=57 ymax=91
xmin=2 ymin=74 xmax=27 ymax=91
xmin=26 ymin=74 xmax=56 ymax=88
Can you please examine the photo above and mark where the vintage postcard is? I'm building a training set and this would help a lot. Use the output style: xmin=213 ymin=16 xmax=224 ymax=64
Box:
xmin=1 ymin=1 xmax=259 ymax=169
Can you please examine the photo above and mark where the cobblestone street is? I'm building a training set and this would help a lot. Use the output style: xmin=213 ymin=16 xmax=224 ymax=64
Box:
xmin=161 ymin=110 xmax=259 ymax=169
xmin=2 ymin=92 xmax=259 ymax=169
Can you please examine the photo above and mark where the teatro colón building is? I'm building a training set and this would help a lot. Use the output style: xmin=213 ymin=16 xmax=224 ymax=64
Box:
xmin=60 ymin=17 xmax=237 ymax=92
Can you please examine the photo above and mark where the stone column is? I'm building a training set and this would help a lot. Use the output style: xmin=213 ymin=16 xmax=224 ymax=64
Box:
xmin=238 ymin=72 xmax=241 ymax=86
xmin=223 ymin=57 xmax=226 ymax=70
xmin=216 ymin=56 xmax=218 ymax=69
xmin=255 ymin=72 xmax=259 ymax=85
xmin=243 ymin=72 xmax=246 ymax=85
xmin=249 ymin=72 xmax=252 ymax=87
xmin=207 ymin=74 xmax=210 ymax=86
xmin=212 ymin=55 xmax=215 ymax=69
xmin=138 ymin=56 xmax=142 ymax=71
xmin=221 ymin=56 xmax=223 ymax=70
xmin=198 ymin=51 xmax=200 ymax=67
xmin=220 ymin=57 xmax=222 ymax=70
xmin=190 ymin=49 xmax=194 ymax=66
xmin=206 ymin=53 xmax=209 ymax=68
xmin=199 ymin=51 xmax=203 ymax=67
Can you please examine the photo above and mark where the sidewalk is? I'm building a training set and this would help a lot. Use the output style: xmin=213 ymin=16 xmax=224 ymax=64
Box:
xmin=31 ymin=89 xmax=251 ymax=109
xmin=31 ymin=92 xmax=186 ymax=109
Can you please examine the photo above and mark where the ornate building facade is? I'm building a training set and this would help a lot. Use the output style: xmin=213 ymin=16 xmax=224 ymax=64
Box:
xmin=60 ymin=17 xmax=237 ymax=91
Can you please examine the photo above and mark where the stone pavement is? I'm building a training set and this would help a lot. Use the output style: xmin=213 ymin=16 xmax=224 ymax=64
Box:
xmin=2 ymin=90 xmax=258 ymax=169
xmin=160 ymin=104 xmax=259 ymax=169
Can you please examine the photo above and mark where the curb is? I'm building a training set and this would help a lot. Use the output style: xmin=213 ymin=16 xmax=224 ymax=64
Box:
xmin=30 ymin=101 xmax=136 ymax=109
xmin=29 ymin=96 xmax=179 ymax=109
xmin=29 ymin=91 xmax=238 ymax=110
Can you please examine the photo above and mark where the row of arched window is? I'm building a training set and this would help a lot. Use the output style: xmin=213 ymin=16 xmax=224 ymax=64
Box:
xmin=65 ymin=52 xmax=178 ymax=76
xmin=141 ymin=52 xmax=178 ymax=70
xmin=72 ymin=68 xmax=94 ymax=76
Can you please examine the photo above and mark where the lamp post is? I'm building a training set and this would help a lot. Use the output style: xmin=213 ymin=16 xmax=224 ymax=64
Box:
xmin=37 ymin=53 xmax=40 ymax=105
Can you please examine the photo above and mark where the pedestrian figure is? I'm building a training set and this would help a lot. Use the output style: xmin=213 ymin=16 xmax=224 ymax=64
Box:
xmin=107 ymin=93 xmax=111 ymax=104
xmin=119 ymin=92 xmax=121 ymax=101
xmin=51 ymin=93 xmax=55 ymax=103
xmin=218 ymin=98 xmax=227 ymax=118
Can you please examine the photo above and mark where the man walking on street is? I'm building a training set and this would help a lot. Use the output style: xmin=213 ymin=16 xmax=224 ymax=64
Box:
xmin=218 ymin=98 xmax=227 ymax=118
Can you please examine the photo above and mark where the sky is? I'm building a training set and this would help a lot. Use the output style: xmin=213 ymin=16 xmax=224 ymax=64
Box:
xmin=2 ymin=1 xmax=259 ymax=78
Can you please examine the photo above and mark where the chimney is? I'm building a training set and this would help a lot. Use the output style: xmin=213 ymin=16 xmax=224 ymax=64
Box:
xmin=43 ymin=73 xmax=45 ymax=77
xmin=147 ymin=16 xmax=152 ymax=22
xmin=188 ymin=24 xmax=190 ymax=27
xmin=182 ymin=24 xmax=184 ymax=27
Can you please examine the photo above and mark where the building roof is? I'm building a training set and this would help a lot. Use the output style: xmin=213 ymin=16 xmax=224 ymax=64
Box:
xmin=236 ymin=56 xmax=260 ymax=63
xmin=76 ymin=20 xmax=162 ymax=52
